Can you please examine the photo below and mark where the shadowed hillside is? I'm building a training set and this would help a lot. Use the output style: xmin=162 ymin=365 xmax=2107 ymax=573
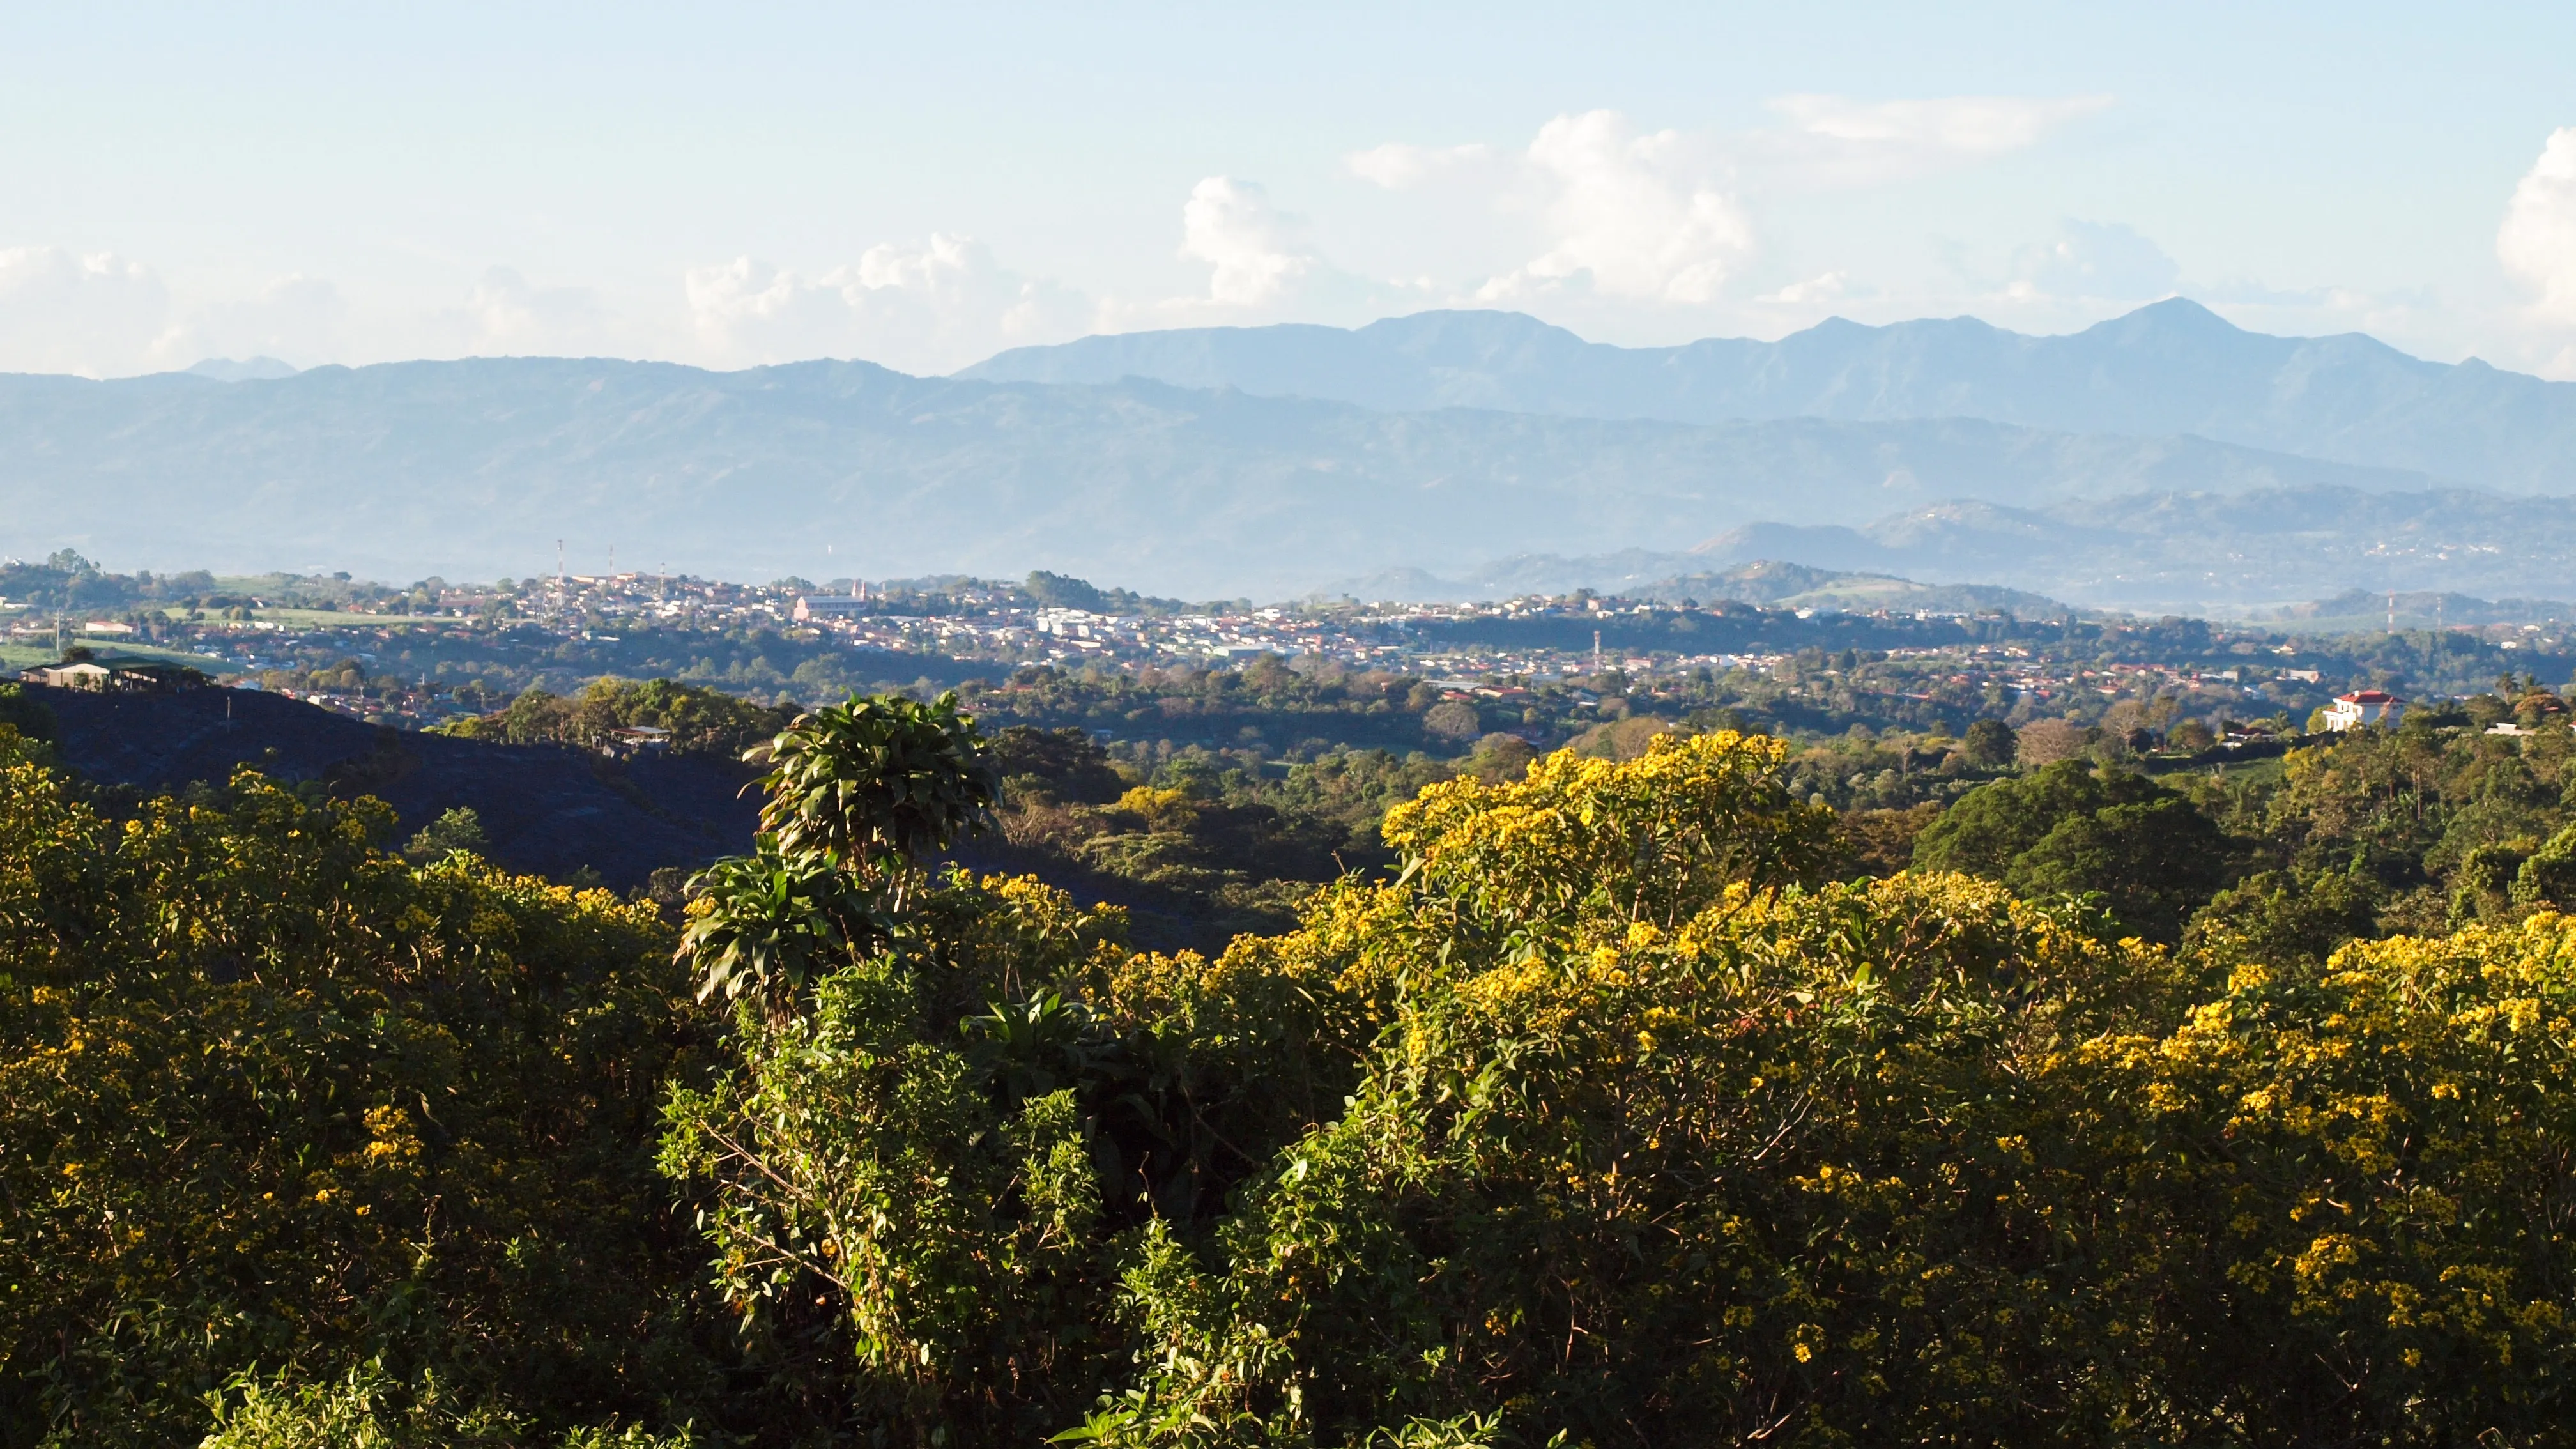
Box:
xmin=34 ymin=684 xmax=761 ymax=887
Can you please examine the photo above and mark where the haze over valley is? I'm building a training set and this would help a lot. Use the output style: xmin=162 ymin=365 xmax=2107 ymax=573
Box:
xmin=10 ymin=300 xmax=2576 ymax=612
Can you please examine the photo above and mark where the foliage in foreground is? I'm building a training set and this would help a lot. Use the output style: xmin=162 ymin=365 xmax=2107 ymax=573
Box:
xmin=17 ymin=696 xmax=2576 ymax=1445
xmin=197 ymin=1361 xmax=693 ymax=1449
xmin=673 ymin=726 xmax=2576 ymax=1445
xmin=0 ymin=740 xmax=779 ymax=1447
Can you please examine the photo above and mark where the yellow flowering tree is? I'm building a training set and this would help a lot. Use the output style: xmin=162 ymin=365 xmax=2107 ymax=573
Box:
xmin=0 ymin=742 xmax=721 ymax=1447
xmin=1068 ymin=738 xmax=2576 ymax=1445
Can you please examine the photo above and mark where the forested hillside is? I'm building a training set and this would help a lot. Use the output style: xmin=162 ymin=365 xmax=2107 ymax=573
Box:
xmin=12 ymin=684 xmax=2576 ymax=1444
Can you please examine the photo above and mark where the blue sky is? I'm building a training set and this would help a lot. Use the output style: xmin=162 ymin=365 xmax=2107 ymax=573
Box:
xmin=4 ymin=1 xmax=2574 ymax=376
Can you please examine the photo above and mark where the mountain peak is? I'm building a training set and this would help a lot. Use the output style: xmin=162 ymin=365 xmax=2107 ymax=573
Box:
xmin=2079 ymin=296 xmax=2242 ymax=342
xmin=184 ymin=356 xmax=300 ymax=382
xmin=1354 ymin=308 xmax=1593 ymax=353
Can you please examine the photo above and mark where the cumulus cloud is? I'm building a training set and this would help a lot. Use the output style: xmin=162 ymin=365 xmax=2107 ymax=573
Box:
xmin=1758 ymin=270 xmax=1855 ymax=305
xmin=686 ymin=257 xmax=842 ymax=346
xmin=686 ymin=234 xmax=1091 ymax=373
xmin=0 ymin=247 xmax=169 ymax=375
xmin=2500 ymin=127 xmax=2576 ymax=324
xmin=1344 ymin=142 xmax=1498 ymax=191
xmin=1351 ymin=111 xmax=1754 ymax=308
xmin=1758 ymin=93 xmax=2112 ymax=185
xmin=2006 ymin=220 xmax=2180 ymax=302
xmin=1176 ymin=178 xmax=1317 ymax=307
xmin=143 ymin=272 xmax=351 ymax=370
xmin=1345 ymin=97 xmax=2100 ymax=314
xmin=1479 ymin=111 xmax=1752 ymax=304
xmin=462 ymin=268 xmax=610 ymax=353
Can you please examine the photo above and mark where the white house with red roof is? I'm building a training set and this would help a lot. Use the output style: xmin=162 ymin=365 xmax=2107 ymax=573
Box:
xmin=2322 ymin=689 xmax=2403 ymax=731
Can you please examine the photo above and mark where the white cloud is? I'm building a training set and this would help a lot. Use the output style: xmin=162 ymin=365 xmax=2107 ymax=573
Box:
xmin=2501 ymin=126 xmax=2576 ymax=324
xmin=686 ymin=234 xmax=1091 ymax=373
xmin=139 ymin=272 xmax=349 ymax=371
xmin=463 ymin=268 xmax=610 ymax=353
xmin=1481 ymin=111 xmax=1752 ymax=304
xmin=1176 ymin=177 xmax=1316 ymax=307
xmin=1344 ymin=142 xmax=1497 ymax=190
xmin=1758 ymin=270 xmax=1853 ymax=305
xmin=226 ymin=275 xmax=346 ymax=355
xmin=1347 ymin=98 xmax=2099 ymax=315
xmin=1760 ymin=93 xmax=2113 ymax=185
xmin=2006 ymin=220 xmax=2179 ymax=302
xmin=0 ymin=247 xmax=169 ymax=375
xmin=686 ymin=257 xmax=838 ymax=344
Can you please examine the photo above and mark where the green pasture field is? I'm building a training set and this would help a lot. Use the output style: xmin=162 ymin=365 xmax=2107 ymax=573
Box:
xmin=245 ymin=608 xmax=450 ymax=627
xmin=1 ymin=639 xmax=233 ymax=671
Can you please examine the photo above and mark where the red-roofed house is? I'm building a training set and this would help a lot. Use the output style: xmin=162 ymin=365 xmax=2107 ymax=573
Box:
xmin=2323 ymin=689 xmax=2403 ymax=731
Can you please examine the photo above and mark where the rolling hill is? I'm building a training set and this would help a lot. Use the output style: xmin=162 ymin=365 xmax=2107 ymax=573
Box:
xmin=30 ymin=682 xmax=758 ymax=887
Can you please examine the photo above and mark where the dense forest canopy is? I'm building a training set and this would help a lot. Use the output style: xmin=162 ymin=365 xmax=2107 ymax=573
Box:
xmin=12 ymin=680 xmax=2576 ymax=1444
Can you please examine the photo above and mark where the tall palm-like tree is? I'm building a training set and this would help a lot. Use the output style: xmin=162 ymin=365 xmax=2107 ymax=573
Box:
xmin=682 ymin=691 xmax=999 ymax=1011
xmin=749 ymin=691 xmax=997 ymax=893
xmin=678 ymin=841 xmax=886 ymax=1009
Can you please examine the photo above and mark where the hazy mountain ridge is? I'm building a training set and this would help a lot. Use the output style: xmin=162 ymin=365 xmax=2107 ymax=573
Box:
xmin=0 ymin=356 xmax=2432 ymax=600
xmin=1331 ymin=554 xmax=2075 ymax=617
xmin=964 ymin=301 xmax=2576 ymax=490
xmin=1846 ymin=488 xmax=2576 ymax=608
xmin=185 ymin=356 xmax=300 ymax=381
xmin=1341 ymin=487 xmax=2576 ymax=615
xmin=2247 ymin=589 xmax=2576 ymax=629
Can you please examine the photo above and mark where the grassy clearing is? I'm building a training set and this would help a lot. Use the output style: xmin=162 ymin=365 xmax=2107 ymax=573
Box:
xmin=1 ymin=639 xmax=233 ymax=671
xmin=249 ymin=608 xmax=452 ymax=627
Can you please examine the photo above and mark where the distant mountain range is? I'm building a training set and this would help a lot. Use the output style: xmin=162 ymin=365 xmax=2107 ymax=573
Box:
xmin=185 ymin=356 xmax=300 ymax=383
xmin=3 ymin=302 xmax=2573 ymax=610
xmin=1336 ymin=486 xmax=2576 ymax=614
xmin=0 ymin=354 xmax=2441 ymax=601
xmin=1704 ymin=486 xmax=2576 ymax=611
xmin=967 ymin=300 xmax=2576 ymax=491
xmin=2246 ymin=588 xmax=2576 ymax=630
xmin=1332 ymin=556 xmax=2076 ymax=617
